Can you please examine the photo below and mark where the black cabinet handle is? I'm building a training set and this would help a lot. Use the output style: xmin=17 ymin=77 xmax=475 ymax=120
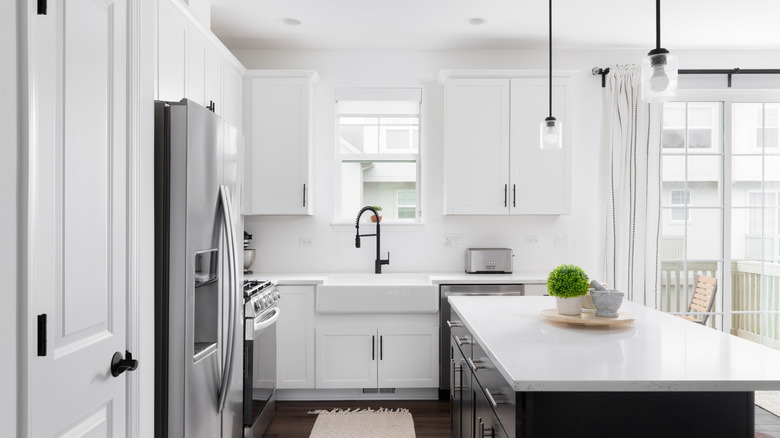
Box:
xmin=372 ymin=335 xmax=375 ymax=360
xmin=504 ymin=184 xmax=507 ymax=207
xmin=380 ymin=335 xmax=383 ymax=360
xmin=37 ymin=0 xmax=47 ymax=15
xmin=111 ymin=351 xmax=139 ymax=377
xmin=513 ymin=184 xmax=516 ymax=207
xmin=303 ymin=184 xmax=306 ymax=207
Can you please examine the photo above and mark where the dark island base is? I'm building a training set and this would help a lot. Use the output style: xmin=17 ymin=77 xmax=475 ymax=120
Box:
xmin=521 ymin=391 xmax=754 ymax=438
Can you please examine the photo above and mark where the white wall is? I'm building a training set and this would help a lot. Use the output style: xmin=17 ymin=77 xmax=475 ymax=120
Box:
xmin=2 ymin=0 xmax=18 ymax=436
xmin=235 ymin=48 xmax=780 ymax=279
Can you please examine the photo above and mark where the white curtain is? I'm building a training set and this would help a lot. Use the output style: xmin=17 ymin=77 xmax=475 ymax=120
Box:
xmin=602 ymin=65 xmax=663 ymax=307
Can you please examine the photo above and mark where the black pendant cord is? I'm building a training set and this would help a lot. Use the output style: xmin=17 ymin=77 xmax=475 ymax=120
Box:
xmin=655 ymin=0 xmax=661 ymax=50
xmin=548 ymin=0 xmax=553 ymax=118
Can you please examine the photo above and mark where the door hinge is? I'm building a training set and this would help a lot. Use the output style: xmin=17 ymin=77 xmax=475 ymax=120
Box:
xmin=37 ymin=0 xmax=47 ymax=15
xmin=37 ymin=314 xmax=47 ymax=356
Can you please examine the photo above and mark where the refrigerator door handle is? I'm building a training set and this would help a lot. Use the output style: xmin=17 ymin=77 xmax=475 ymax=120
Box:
xmin=217 ymin=185 xmax=239 ymax=412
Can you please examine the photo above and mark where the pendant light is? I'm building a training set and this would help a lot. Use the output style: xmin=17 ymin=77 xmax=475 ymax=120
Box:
xmin=641 ymin=0 xmax=678 ymax=101
xmin=540 ymin=0 xmax=562 ymax=150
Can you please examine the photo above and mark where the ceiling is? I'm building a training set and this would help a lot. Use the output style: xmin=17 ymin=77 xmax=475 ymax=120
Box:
xmin=209 ymin=0 xmax=780 ymax=51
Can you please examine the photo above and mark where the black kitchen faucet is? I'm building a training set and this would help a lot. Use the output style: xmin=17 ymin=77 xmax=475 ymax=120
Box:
xmin=354 ymin=206 xmax=390 ymax=274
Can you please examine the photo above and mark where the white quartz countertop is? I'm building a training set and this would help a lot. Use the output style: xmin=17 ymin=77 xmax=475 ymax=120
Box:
xmin=246 ymin=272 xmax=547 ymax=285
xmin=449 ymin=295 xmax=780 ymax=392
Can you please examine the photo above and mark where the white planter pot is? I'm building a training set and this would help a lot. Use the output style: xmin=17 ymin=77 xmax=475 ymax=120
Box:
xmin=555 ymin=296 xmax=583 ymax=315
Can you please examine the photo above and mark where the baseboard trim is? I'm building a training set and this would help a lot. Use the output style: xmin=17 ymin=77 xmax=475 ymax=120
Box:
xmin=275 ymin=388 xmax=439 ymax=401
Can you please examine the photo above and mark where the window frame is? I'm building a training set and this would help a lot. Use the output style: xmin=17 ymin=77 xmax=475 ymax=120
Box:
xmin=669 ymin=189 xmax=691 ymax=223
xmin=660 ymin=89 xmax=780 ymax=346
xmin=334 ymin=88 xmax=423 ymax=224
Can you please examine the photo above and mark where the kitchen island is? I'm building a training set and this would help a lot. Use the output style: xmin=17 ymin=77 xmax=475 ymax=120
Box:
xmin=449 ymin=296 xmax=780 ymax=438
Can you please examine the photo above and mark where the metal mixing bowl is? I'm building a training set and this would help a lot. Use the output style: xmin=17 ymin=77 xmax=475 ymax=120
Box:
xmin=243 ymin=249 xmax=256 ymax=270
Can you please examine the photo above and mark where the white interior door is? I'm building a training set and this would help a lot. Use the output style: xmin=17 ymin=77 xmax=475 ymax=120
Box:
xmin=26 ymin=0 xmax=130 ymax=435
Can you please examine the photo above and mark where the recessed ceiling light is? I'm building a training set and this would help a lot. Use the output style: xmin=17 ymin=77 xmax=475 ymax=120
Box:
xmin=277 ymin=18 xmax=302 ymax=26
xmin=467 ymin=18 xmax=486 ymax=25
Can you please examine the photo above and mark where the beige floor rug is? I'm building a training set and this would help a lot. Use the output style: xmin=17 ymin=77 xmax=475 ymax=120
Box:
xmin=308 ymin=408 xmax=415 ymax=438
xmin=757 ymin=391 xmax=780 ymax=418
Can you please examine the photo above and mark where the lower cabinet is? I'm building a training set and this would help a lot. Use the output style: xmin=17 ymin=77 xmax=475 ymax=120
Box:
xmin=315 ymin=325 xmax=438 ymax=389
xmin=451 ymin=336 xmax=473 ymax=438
xmin=276 ymin=285 xmax=315 ymax=389
xmin=452 ymin=331 xmax=511 ymax=438
xmin=474 ymin=383 xmax=509 ymax=438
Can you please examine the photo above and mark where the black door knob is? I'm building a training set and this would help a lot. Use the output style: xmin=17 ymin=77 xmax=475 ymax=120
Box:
xmin=111 ymin=350 xmax=139 ymax=377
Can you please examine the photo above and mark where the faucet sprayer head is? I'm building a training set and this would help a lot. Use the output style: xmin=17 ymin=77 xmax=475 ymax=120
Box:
xmin=355 ymin=234 xmax=361 ymax=248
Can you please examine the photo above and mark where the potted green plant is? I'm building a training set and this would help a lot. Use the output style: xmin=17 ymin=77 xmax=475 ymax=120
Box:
xmin=546 ymin=264 xmax=590 ymax=315
xmin=370 ymin=206 xmax=383 ymax=222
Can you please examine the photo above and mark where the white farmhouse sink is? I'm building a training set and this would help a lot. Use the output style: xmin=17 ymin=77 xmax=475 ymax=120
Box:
xmin=317 ymin=273 xmax=438 ymax=314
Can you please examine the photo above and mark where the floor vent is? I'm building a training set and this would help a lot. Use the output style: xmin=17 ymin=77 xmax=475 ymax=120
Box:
xmin=361 ymin=388 xmax=397 ymax=395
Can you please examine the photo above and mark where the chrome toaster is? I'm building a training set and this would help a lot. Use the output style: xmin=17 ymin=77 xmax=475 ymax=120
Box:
xmin=465 ymin=248 xmax=513 ymax=274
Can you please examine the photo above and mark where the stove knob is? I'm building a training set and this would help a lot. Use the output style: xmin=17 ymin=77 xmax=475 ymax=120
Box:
xmin=261 ymin=296 xmax=269 ymax=308
xmin=274 ymin=289 xmax=281 ymax=300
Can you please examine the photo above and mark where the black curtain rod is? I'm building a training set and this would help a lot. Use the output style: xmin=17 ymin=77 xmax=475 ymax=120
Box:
xmin=591 ymin=67 xmax=780 ymax=88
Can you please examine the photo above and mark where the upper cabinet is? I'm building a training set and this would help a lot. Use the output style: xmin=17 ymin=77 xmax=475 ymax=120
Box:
xmin=243 ymin=72 xmax=319 ymax=215
xmin=156 ymin=0 xmax=245 ymax=129
xmin=441 ymin=71 xmax=573 ymax=215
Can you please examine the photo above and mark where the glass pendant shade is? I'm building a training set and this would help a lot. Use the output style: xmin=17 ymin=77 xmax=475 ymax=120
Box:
xmin=641 ymin=51 xmax=678 ymax=102
xmin=540 ymin=117 xmax=562 ymax=150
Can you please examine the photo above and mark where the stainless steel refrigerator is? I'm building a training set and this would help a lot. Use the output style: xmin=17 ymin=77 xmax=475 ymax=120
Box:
xmin=154 ymin=99 xmax=244 ymax=438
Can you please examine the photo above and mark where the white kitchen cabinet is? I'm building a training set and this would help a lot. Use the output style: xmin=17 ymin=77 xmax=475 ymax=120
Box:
xmin=442 ymin=74 xmax=571 ymax=215
xmin=443 ymin=79 xmax=510 ymax=215
xmin=276 ymin=285 xmax=315 ymax=389
xmin=156 ymin=0 xmax=244 ymax=127
xmin=377 ymin=326 xmax=438 ymax=388
xmin=204 ymin=48 xmax=223 ymax=116
xmin=316 ymin=326 xmax=377 ymax=389
xmin=157 ymin=0 xmax=188 ymax=102
xmin=315 ymin=325 xmax=439 ymax=389
xmin=245 ymin=73 xmax=319 ymax=215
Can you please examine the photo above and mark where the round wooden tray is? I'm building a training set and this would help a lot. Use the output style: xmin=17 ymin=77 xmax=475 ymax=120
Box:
xmin=541 ymin=309 xmax=636 ymax=326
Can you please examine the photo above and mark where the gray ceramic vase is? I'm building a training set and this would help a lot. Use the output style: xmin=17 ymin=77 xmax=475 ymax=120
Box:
xmin=590 ymin=289 xmax=624 ymax=318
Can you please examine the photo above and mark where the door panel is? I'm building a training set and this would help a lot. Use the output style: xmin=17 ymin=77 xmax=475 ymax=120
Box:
xmin=28 ymin=0 xmax=128 ymax=435
xmin=378 ymin=326 xmax=438 ymax=388
xmin=444 ymin=79 xmax=510 ymax=215
xmin=316 ymin=326 xmax=376 ymax=388
xmin=510 ymin=78 xmax=570 ymax=214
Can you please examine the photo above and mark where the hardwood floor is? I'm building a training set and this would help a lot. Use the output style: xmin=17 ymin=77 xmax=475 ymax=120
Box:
xmin=756 ymin=406 xmax=780 ymax=438
xmin=263 ymin=400 xmax=780 ymax=437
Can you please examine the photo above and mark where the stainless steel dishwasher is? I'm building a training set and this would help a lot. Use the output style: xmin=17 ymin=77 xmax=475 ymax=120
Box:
xmin=439 ymin=283 xmax=548 ymax=400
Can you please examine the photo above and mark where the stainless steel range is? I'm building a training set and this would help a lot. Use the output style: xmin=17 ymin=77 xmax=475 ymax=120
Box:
xmin=242 ymin=279 xmax=281 ymax=437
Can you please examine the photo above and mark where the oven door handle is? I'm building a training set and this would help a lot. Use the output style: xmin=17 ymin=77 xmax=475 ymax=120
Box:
xmin=253 ymin=307 xmax=281 ymax=334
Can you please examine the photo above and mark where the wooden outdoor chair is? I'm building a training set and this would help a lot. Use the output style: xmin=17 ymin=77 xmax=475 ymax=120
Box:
xmin=678 ymin=275 xmax=718 ymax=324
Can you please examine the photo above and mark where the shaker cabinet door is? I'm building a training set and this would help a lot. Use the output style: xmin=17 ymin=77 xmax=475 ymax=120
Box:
xmin=315 ymin=326 xmax=377 ymax=388
xmin=443 ymin=79 xmax=511 ymax=215
xmin=509 ymin=78 xmax=570 ymax=214
xmin=377 ymin=326 xmax=439 ymax=388
xmin=247 ymin=77 xmax=313 ymax=215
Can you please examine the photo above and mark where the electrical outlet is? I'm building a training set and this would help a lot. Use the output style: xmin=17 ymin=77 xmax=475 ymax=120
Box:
xmin=554 ymin=234 xmax=569 ymax=249
xmin=443 ymin=234 xmax=463 ymax=248
xmin=299 ymin=237 xmax=313 ymax=247
xmin=525 ymin=235 xmax=540 ymax=245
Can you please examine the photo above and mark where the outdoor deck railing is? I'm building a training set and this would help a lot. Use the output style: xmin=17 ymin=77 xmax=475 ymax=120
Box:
xmin=659 ymin=259 xmax=780 ymax=347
